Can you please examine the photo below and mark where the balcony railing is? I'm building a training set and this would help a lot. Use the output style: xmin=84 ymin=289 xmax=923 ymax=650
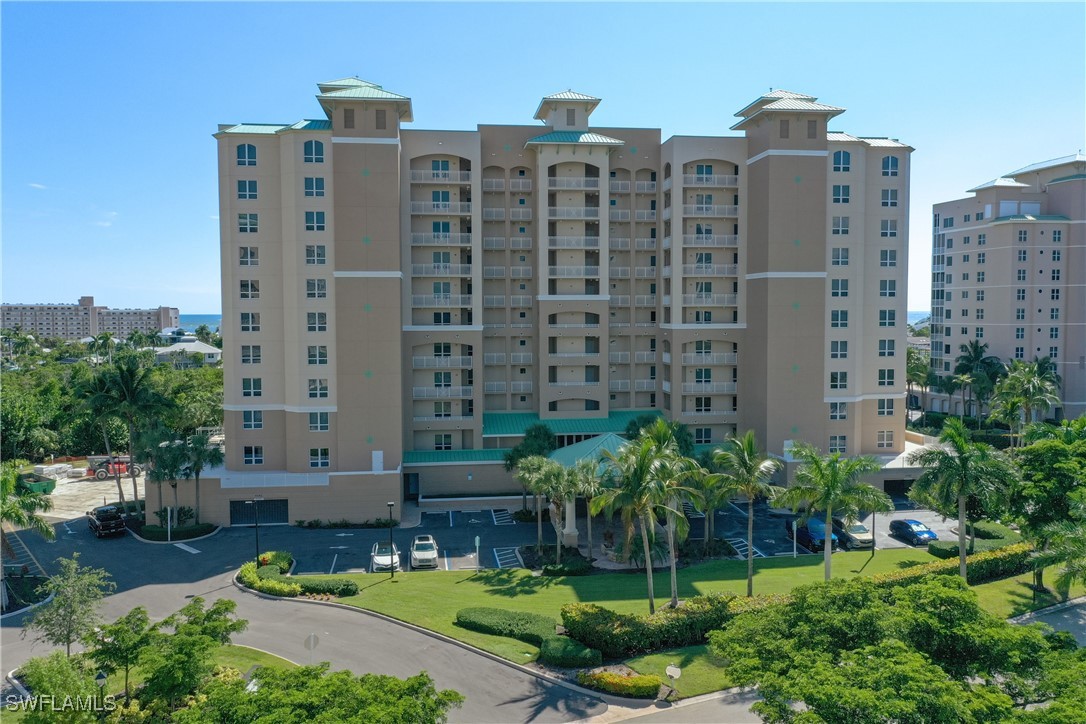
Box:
xmin=661 ymin=352 xmax=671 ymax=363
xmin=412 ymin=355 xmax=473 ymax=368
xmin=635 ymin=238 xmax=657 ymax=250
xmin=610 ymin=237 xmax=631 ymax=249
xmin=510 ymin=381 xmax=534 ymax=393
xmin=484 ymin=381 xmax=507 ymax=393
xmin=635 ymin=209 xmax=657 ymax=221
xmin=682 ymin=174 xmax=738 ymax=187
xmin=682 ymin=352 xmax=738 ymax=365
xmin=510 ymin=296 xmax=533 ymax=307
xmin=609 ymin=379 xmax=631 ymax=391
xmin=609 ymin=180 xmax=631 ymax=192
xmin=548 ymin=177 xmax=601 ymax=189
xmin=682 ymin=293 xmax=737 ymax=306
xmin=610 ymin=266 xmax=630 ymax=278
xmin=634 ymin=379 xmax=656 ymax=391
xmin=548 ymin=207 xmax=600 ymax=219
xmin=682 ymin=264 xmax=738 ymax=276
xmin=481 ymin=179 xmax=505 ymax=191
xmin=483 ymin=267 xmax=505 ymax=279
xmin=411 ymin=263 xmax=472 ymax=276
xmin=510 ymin=266 xmax=533 ymax=278
xmin=634 ymin=351 xmax=656 ymax=363
xmin=510 ymin=208 xmax=533 ymax=221
xmin=609 ymin=352 xmax=630 ymax=363
xmin=510 ymin=237 xmax=533 ymax=249
xmin=412 ymin=415 xmax=475 ymax=423
xmin=510 ymin=353 xmax=533 ymax=364
xmin=662 ymin=207 xmax=672 ymax=221
xmin=483 ymin=296 xmax=505 ymax=308
xmin=548 ymin=380 xmax=601 ymax=387
xmin=410 ymin=170 xmax=472 ymax=183
xmin=483 ymin=353 xmax=506 ymax=364
xmin=609 ymin=209 xmax=631 ymax=221
xmin=635 ymin=267 xmax=658 ymax=278
xmin=610 ymin=295 xmax=630 ymax=306
xmin=548 ymin=322 xmax=600 ymax=329
xmin=509 ymin=179 xmax=533 ymax=192
xmin=682 ymin=204 xmax=738 ymax=217
xmin=482 ymin=208 xmax=505 ymax=221
xmin=635 ymin=181 xmax=657 ymax=193
xmin=549 ymin=236 xmax=600 ymax=249
xmin=411 ymin=201 xmax=472 ymax=215
xmin=411 ymin=233 xmax=472 ymax=246
xmin=482 ymin=237 xmax=505 ymax=250
xmin=634 ymin=295 xmax=656 ymax=306
xmin=549 ymin=351 xmax=600 ymax=358
xmin=549 ymin=266 xmax=600 ymax=278
xmin=412 ymin=386 xmax=474 ymax=399
xmin=681 ymin=382 xmax=737 ymax=394
xmin=411 ymin=294 xmax=473 ymax=307
xmin=682 ymin=234 xmax=739 ymax=248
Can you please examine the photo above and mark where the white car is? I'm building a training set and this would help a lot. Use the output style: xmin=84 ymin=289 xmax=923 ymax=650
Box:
xmin=410 ymin=535 xmax=439 ymax=570
xmin=371 ymin=541 xmax=401 ymax=572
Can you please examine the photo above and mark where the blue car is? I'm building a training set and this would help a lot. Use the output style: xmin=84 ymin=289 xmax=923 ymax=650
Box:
xmin=785 ymin=516 xmax=839 ymax=552
xmin=889 ymin=519 xmax=939 ymax=546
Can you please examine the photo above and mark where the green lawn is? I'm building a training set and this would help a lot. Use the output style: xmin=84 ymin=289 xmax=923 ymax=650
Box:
xmin=973 ymin=573 xmax=1086 ymax=619
xmin=626 ymin=644 xmax=733 ymax=698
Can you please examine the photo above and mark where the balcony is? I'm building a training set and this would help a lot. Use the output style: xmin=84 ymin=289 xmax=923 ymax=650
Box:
xmin=634 ymin=351 xmax=656 ymax=363
xmin=548 ymin=322 xmax=600 ymax=329
xmin=510 ymin=381 xmax=533 ymax=393
xmin=679 ymin=410 xmax=738 ymax=420
xmin=634 ymin=295 xmax=656 ymax=306
xmin=510 ymin=237 xmax=532 ymax=249
xmin=682 ymin=352 xmax=738 ymax=365
xmin=609 ymin=209 xmax=631 ymax=221
xmin=609 ymin=379 xmax=631 ymax=391
xmin=635 ymin=209 xmax=657 ymax=221
xmin=412 ymin=386 xmax=474 ymax=399
xmin=411 ymin=263 xmax=472 ymax=276
xmin=549 ymin=236 xmax=600 ymax=249
xmin=484 ymin=381 xmax=507 ymax=393
xmin=510 ymin=296 xmax=533 ymax=307
xmin=483 ymin=353 xmax=506 ymax=364
xmin=682 ymin=382 xmax=737 ymax=394
xmin=682 ymin=204 xmax=738 ymax=217
xmin=662 ymin=207 xmax=672 ymax=221
xmin=483 ymin=267 xmax=505 ymax=279
xmin=412 ymin=355 xmax=473 ymax=368
xmin=549 ymin=351 xmax=600 ymax=359
xmin=610 ymin=266 xmax=630 ymax=278
xmin=483 ymin=296 xmax=505 ymax=308
xmin=610 ymin=237 xmax=631 ymax=249
xmin=413 ymin=415 xmax=475 ymax=424
xmin=510 ymin=208 xmax=533 ymax=221
xmin=482 ymin=237 xmax=506 ymax=250
xmin=682 ymin=234 xmax=739 ymax=248
xmin=482 ymin=208 xmax=505 ymax=221
xmin=410 ymin=170 xmax=472 ymax=184
xmin=609 ymin=180 xmax=631 ymax=193
xmin=548 ymin=177 xmax=601 ymax=190
xmin=682 ymin=264 xmax=738 ymax=276
xmin=411 ymin=201 xmax=472 ymax=215
xmin=510 ymin=353 xmax=533 ymax=364
xmin=661 ymin=352 xmax=671 ymax=363
xmin=682 ymin=293 xmax=737 ymax=306
xmin=663 ymin=177 xmax=673 ymax=192
xmin=610 ymin=295 xmax=631 ymax=306
xmin=481 ymin=179 xmax=505 ymax=191
xmin=609 ymin=351 xmax=630 ymax=363
xmin=411 ymin=294 xmax=473 ymax=307
xmin=548 ymin=206 xmax=600 ymax=219
xmin=634 ymin=379 xmax=656 ymax=391
xmin=549 ymin=380 xmax=601 ymax=387
xmin=682 ymin=174 xmax=739 ymax=187
xmin=635 ymin=238 xmax=657 ymax=250
xmin=510 ymin=266 xmax=533 ymax=278
xmin=635 ymin=181 xmax=657 ymax=193
xmin=549 ymin=266 xmax=600 ymax=278
xmin=411 ymin=232 xmax=472 ymax=246
xmin=509 ymin=179 xmax=532 ymax=192
xmin=635 ymin=267 xmax=658 ymax=278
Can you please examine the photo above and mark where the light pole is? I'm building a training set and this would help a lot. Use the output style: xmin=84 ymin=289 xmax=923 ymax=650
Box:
xmin=387 ymin=501 xmax=395 ymax=580
xmin=246 ymin=496 xmax=263 ymax=567
xmin=95 ymin=670 xmax=107 ymax=720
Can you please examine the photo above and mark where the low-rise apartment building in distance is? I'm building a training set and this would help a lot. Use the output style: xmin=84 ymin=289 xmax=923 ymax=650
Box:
xmin=197 ymin=77 xmax=916 ymax=526
xmin=930 ymin=154 xmax=1085 ymax=420
xmin=1 ymin=296 xmax=179 ymax=340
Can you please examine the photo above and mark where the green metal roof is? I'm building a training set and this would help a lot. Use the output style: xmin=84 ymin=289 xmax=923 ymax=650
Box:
xmin=290 ymin=119 xmax=332 ymax=131
xmin=991 ymin=214 xmax=1071 ymax=223
xmin=548 ymin=433 xmax=628 ymax=469
xmin=317 ymin=86 xmax=409 ymax=101
xmin=542 ymin=90 xmax=601 ymax=102
xmin=319 ymin=77 xmax=379 ymax=88
xmin=1047 ymin=173 xmax=1086 ymax=185
xmin=525 ymin=131 xmax=624 ymax=146
xmin=220 ymin=123 xmax=289 ymax=134
xmin=403 ymin=448 xmax=510 ymax=465
xmin=482 ymin=409 xmax=661 ymax=438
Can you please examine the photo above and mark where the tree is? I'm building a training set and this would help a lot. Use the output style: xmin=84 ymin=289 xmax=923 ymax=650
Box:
xmin=181 ymin=433 xmax=224 ymax=524
xmin=1023 ymin=416 xmax=1086 ymax=446
xmin=544 ymin=463 xmax=580 ymax=565
xmin=126 ymin=329 xmax=147 ymax=350
xmin=137 ymin=428 xmax=189 ymax=516
xmin=91 ymin=332 xmax=116 ymax=365
xmin=954 ymin=340 xmax=1003 ymax=417
xmin=107 ymin=357 xmax=173 ymax=508
xmin=503 ymin=424 xmax=556 ymax=510
xmin=75 ymin=369 xmax=132 ymax=515
xmin=87 ymin=606 xmax=152 ymax=702
xmin=567 ymin=458 xmax=604 ymax=562
xmin=997 ymin=360 xmax=1060 ymax=432
xmin=1 ymin=459 xmax=55 ymax=611
xmin=953 ymin=372 xmax=974 ymax=422
xmin=774 ymin=445 xmax=891 ymax=581
xmin=906 ymin=347 xmax=929 ymax=412
xmin=907 ymin=418 xmax=1019 ymax=579
xmin=16 ymin=651 xmax=102 ymax=723
xmin=25 ymin=553 xmax=115 ymax=657
xmin=193 ymin=324 xmax=214 ymax=344
xmin=713 ymin=431 xmax=783 ymax=596
xmin=511 ymin=455 xmax=558 ymax=553
xmin=1034 ymin=515 xmax=1086 ymax=597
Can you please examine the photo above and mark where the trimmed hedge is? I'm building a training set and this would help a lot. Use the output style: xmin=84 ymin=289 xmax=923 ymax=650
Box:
xmin=140 ymin=523 xmax=216 ymax=541
xmin=259 ymin=550 xmax=294 ymax=574
xmin=239 ymin=552 xmax=357 ymax=597
xmin=968 ymin=520 xmax=1018 ymax=540
xmin=577 ymin=671 xmax=663 ymax=698
xmin=293 ymin=576 xmax=359 ymax=596
xmin=542 ymin=558 xmax=593 ymax=577
xmin=871 ymin=543 xmax=1032 ymax=587
xmin=455 ymin=606 xmax=600 ymax=667
xmin=239 ymin=562 xmax=301 ymax=597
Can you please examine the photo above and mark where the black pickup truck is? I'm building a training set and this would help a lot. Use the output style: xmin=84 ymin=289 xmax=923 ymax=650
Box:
xmin=87 ymin=505 xmax=126 ymax=538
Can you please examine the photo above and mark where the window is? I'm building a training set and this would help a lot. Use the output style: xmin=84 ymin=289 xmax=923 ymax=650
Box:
xmin=877 ymin=399 xmax=894 ymax=417
xmin=243 ymin=446 xmax=263 ymax=465
xmin=375 ymin=109 xmax=386 ymax=130
xmin=242 ymin=378 xmax=262 ymax=397
xmin=343 ymin=108 xmax=354 ymax=129
xmin=237 ymin=180 xmax=257 ymax=200
xmin=1049 ymin=346 xmax=1059 ymax=359
xmin=879 ymin=280 xmax=896 ymax=297
xmin=305 ymin=211 xmax=326 ymax=231
xmin=831 ymin=310 xmax=848 ymax=328
xmin=1050 ymin=308 xmax=1060 ymax=320
xmin=878 ymin=369 xmax=895 ymax=386
xmin=1017 ymin=269 xmax=1027 ymax=282
xmin=242 ymin=410 xmax=262 ymax=430
xmin=433 ymin=312 xmax=451 ymax=325
xmin=977 ymin=233 xmax=986 ymax=245
xmin=309 ymin=448 xmax=330 ymax=468
xmin=829 ymin=402 xmax=847 ymax=420
xmin=239 ymin=246 xmax=258 ymax=266
xmin=879 ymin=310 xmax=896 ymax=327
xmin=306 ymin=279 xmax=327 ymax=298
xmin=779 ymin=119 xmax=789 ymax=138
xmin=1016 ymin=308 xmax=1026 ymax=321
xmin=238 ymin=213 xmax=258 ymax=233
xmin=241 ymin=345 xmax=261 ymax=364
xmin=305 ymin=245 xmax=326 ymax=265
xmin=236 ymin=144 xmax=256 ymax=166
xmin=943 ymin=217 xmax=955 ymax=229
xmin=1016 ymin=288 xmax=1026 ymax=301
xmin=307 ymin=346 xmax=328 ymax=365
xmin=433 ymin=401 xmax=452 ymax=418
xmin=976 ymin=290 xmax=985 ymax=302
xmin=304 ymin=177 xmax=325 ymax=197
xmin=1017 ymin=249 xmax=1028 ymax=262
xmin=807 ymin=119 xmax=817 ymax=139
xmin=239 ymin=280 xmax=260 ymax=299
xmin=881 ymin=156 xmax=899 ymax=176
xmin=307 ymin=312 xmax=327 ymax=332
xmin=434 ymin=434 xmax=452 ymax=451
xmin=832 ymin=185 xmax=850 ymax=203
xmin=962 ymin=254 xmax=970 ymax=263
xmin=1051 ymin=269 xmax=1061 ymax=281
xmin=832 ymin=150 xmax=850 ymax=172
xmin=694 ymin=428 xmax=712 ymax=445
xmin=434 ymin=372 xmax=451 ymax=388
xmin=831 ymin=279 xmax=849 ymax=297
xmin=694 ymin=310 xmax=712 ymax=323
xmin=1052 ymin=249 xmax=1062 ymax=262
xmin=831 ymin=247 xmax=849 ymax=265
xmin=309 ymin=412 xmax=330 ymax=432
xmin=830 ymin=371 xmax=848 ymax=389
xmin=880 ymin=249 xmax=897 ymax=267
xmin=881 ymin=189 xmax=898 ymax=207
xmin=1052 ymin=229 xmax=1062 ymax=243
xmin=1018 ymin=230 xmax=1028 ymax=243
xmin=1050 ymin=327 xmax=1060 ymax=339
xmin=975 ymin=327 xmax=984 ymax=338
xmin=695 ymin=396 xmax=712 ymax=413
xmin=308 ymin=378 xmax=329 ymax=398
xmin=240 ymin=312 xmax=260 ymax=332
xmin=1051 ymin=288 xmax=1061 ymax=300
xmin=831 ymin=216 xmax=850 ymax=236
xmin=303 ymin=140 xmax=324 ymax=163
xmin=566 ymin=108 xmax=576 ymax=126
xmin=695 ymin=368 xmax=712 ymax=383
xmin=830 ymin=340 xmax=847 ymax=359
xmin=829 ymin=435 xmax=847 ymax=454
xmin=877 ymin=431 xmax=894 ymax=449
xmin=962 ymin=273 xmax=970 ymax=281
xmin=878 ymin=339 xmax=895 ymax=357
xmin=1015 ymin=346 xmax=1025 ymax=359
xmin=880 ymin=220 xmax=898 ymax=237
xmin=975 ymin=309 xmax=984 ymax=320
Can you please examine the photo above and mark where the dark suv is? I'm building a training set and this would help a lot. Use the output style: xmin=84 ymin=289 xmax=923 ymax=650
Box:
xmin=87 ymin=505 xmax=126 ymax=538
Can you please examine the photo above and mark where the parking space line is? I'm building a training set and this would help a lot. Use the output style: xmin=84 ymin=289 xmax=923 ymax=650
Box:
xmin=329 ymin=554 xmax=338 ymax=574
xmin=444 ymin=551 xmax=450 ymax=571
xmin=491 ymin=509 xmax=516 ymax=525
xmin=493 ymin=547 xmax=520 ymax=569
xmin=682 ymin=501 xmax=705 ymax=519
xmin=173 ymin=543 xmax=201 ymax=554
xmin=449 ymin=511 xmax=453 ymax=527
xmin=728 ymin=502 xmax=747 ymax=516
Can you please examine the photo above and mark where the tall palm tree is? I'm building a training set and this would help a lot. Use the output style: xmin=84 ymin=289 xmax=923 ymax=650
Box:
xmin=92 ymin=332 xmax=116 ymax=365
xmin=1023 ymin=417 xmax=1086 ymax=445
xmin=76 ymin=370 xmax=132 ymax=515
xmin=146 ymin=329 xmax=164 ymax=349
xmin=1034 ymin=513 xmax=1086 ymax=597
xmin=952 ymin=372 xmax=974 ymax=421
xmin=513 ymin=455 xmax=558 ymax=553
xmin=106 ymin=358 xmax=172 ymax=510
xmin=998 ymin=360 xmax=1060 ymax=430
xmin=1 ymin=460 xmax=55 ymax=611
xmin=1033 ymin=355 xmax=1063 ymax=390
xmin=713 ymin=431 xmax=783 ymax=597
xmin=649 ymin=453 xmax=701 ymax=609
xmin=567 ymin=458 xmax=604 ymax=563
xmin=193 ymin=325 xmax=214 ymax=344
xmin=906 ymin=418 xmax=1019 ymax=579
xmin=774 ymin=445 xmax=891 ymax=581
xmin=126 ymin=330 xmax=147 ymax=350
xmin=182 ymin=433 xmax=224 ymax=525
xmin=906 ymin=347 xmax=929 ymax=412
xmin=544 ymin=465 xmax=580 ymax=565
xmin=955 ymin=340 xmax=1003 ymax=411
xmin=137 ymin=430 xmax=189 ymax=521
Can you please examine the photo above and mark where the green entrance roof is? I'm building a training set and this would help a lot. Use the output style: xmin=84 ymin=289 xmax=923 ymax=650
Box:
xmin=548 ymin=433 xmax=628 ymax=470
xmin=403 ymin=449 xmax=510 ymax=465
xmin=482 ymin=410 xmax=661 ymax=438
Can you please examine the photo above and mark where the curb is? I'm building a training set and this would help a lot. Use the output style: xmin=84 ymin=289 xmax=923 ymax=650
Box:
xmin=126 ymin=525 xmax=222 ymax=545
xmin=228 ymin=643 xmax=300 ymax=667
xmin=6 ymin=668 xmax=31 ymax=699
xmin=0 ymin=592 xmax=55 ymax=621
xmin=1008 ymin=595 xmax=1086 ymax=624
xmin=230 ymin=572 xmax=640 ymax=708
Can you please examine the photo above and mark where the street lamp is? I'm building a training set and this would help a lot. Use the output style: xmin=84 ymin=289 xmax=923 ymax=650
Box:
xmin=95 ymin=670 xmax=107 ymax=719
xmin=387 ymin=501 xmax=395 ymax=580
xmin=246 ymin=496 xmax=264 ymax=567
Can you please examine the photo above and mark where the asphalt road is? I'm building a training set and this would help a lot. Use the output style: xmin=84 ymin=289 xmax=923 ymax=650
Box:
xmin=1024 ymin=599 xmax=1086 ymax=646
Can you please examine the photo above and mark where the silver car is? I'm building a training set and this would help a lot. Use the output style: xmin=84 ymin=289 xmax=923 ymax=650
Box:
xmin=410 ymin=535 xmax=439 ymax=570
xmin=832 ymin=517 xmax=875 ymax=550
xmin=371 ymin=541 xmax=402 ymax=572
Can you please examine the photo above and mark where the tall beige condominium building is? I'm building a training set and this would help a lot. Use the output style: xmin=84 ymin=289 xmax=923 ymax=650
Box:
xmin=930 ymin=154 xmax=1085 ymax=420
xmin=207 ymin=78 xmax=910 ymax=525
xmin=1 ymin=296 xmax=179 ymax=340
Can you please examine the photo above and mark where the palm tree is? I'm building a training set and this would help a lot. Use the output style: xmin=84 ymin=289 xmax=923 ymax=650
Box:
xmin=952 ymin=372 xmax=974 ymax=421
xmin=146 ymin=329 xmax=165 ymax=349
xmin=1023 ymin=417 xmax=1086 ymax=445
xmin=1034 ymin=513 xmax=1086 ymax=597
xmin=774 ymin=445 xmax=891 ymax=582
xmin=182 ymin=433 xmax=224 ymax=525
xmin=998 ymin=360 xmax=1060 ymax=431
xmin=906 ymin=418 xmax=1018 ymax=579
xmin=713 ymin=431 xmax=783 ymax=597
xmin=92 ymin=332 xmax=116 ymax=365
xmin=76 ymin=370 xmax=132 ymax=515
xmin=137 ymin=431 xmax=189 ymax=521
xmin=1 ymin=460 xmax=55 ymax=611
xmin=567 ymin=459 xmax=604 ymax=562
xmin=126 ymin=330 xmax=147 ymax=350
xmin=106 ymin=358 xmax=172 ymax=510
xmin=906 ymin=347 xmax=929 ymax=413
xmin=543 ymin=465 xmax=580 ymax=565
xmin=649 ymin=453 xmax=701 ymax=609
xmin=1033 ymin=355 xmax=1062 ymax=390
xmin=513 ymin=456 xmax=557 ymax=553
xmin=194 ymin=325 xmax=214 ymax=344
xmin=955 ymin=340 xmax=1003 ymax=416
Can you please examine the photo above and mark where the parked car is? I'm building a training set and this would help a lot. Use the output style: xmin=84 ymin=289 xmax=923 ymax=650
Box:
xmin=889 ymin=519 xmax=939 ymax=546
xmin=409 ymin=535 xmax=439 ymax=570
xmin=784 ymin=516 xmax=838 ymax=552
xmin=832 ymin=517 xmax=875 ymax=550
xmin=87 ymin=505 xmax=126 ymax=538
xmin=371 ymin=541 xmax=402 ymax=572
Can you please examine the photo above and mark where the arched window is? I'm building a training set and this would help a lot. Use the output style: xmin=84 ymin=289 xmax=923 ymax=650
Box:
xmin=832 ymin=150 xmax=850 ymax=172
xmin=236 ymin=144 xmax=256 ymax=167
xmin=304 ymin=140 xmax=324 ymax=164
xmin=882 ymin=155 xmax=899 ymax=177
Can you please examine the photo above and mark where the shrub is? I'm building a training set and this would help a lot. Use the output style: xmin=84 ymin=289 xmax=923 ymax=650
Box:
xmin=455 ymin=607 xmax=555 ymax=646
xmin=872 ymin=543 xmax=1032 ymax=587
xmin=538 ymin=636 xmax=601 ymax=668
xmin=259 ymin=550 xmax=293 ymax=573
xmin=542 ymin=558 xmax=593 ymax=577
xmin=238 ymin=562 xmax=301 ymax=597
xmin=577 ymin=671 xmax=662 ymax=698
xmin=561 ymin=604 xmax=645 ymax=659
xmin=968 ymin=520 xmax=1017 ymax=540
xmin=294 ymin=576 xmax=359 ymax=597
xmin=140 ymin=523 xmax=216 ymax=541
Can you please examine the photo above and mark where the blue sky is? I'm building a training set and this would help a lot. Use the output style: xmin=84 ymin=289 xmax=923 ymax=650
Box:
xmin=3 ymin=2 xmax=1083 ymax=314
